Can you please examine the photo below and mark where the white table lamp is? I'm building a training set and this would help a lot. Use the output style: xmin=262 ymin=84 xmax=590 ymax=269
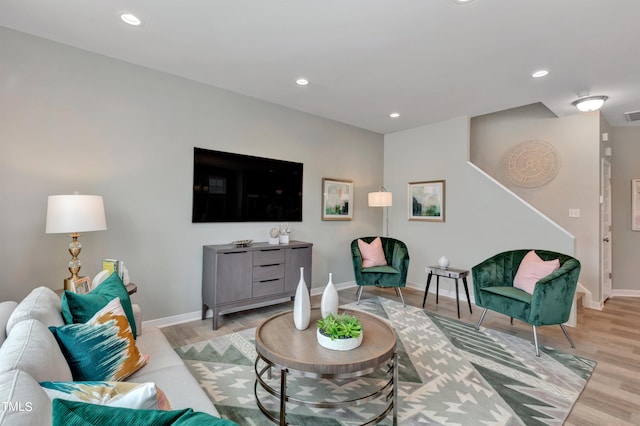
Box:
xmin=46 ymin=194 xmax=107 ymax=290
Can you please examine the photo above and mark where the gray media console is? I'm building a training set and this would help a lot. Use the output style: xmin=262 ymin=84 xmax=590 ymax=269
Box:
xmin=202 ymin=240 xmax=313 ymax=330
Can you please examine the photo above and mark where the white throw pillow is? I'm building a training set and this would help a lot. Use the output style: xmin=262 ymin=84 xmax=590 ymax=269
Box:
xmin=0 ymin=319 xmax=72 ymax=383
xmin=6 ymin=286 xmax=63 ymax=335
xmin=0 ymin=301 xmax=18 ymax=347
xmin=40 ymin=381 xmax=171 ymax=410
xmin=0 ymin=370 xmax=51 ymax=426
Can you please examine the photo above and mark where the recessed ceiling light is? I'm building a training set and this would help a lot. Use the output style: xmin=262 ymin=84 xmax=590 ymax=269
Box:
xmin=121 ymin=13 xmax=142 ymax=26
xmin=453 ymin=0 xmax=474 ymax=4
xmin=532 ymin=69 xmax=549 ymax=78
xmin=296 ymin=78 xmax=309 ymax=86
xmin=389 ymin=113 xmax=400 ymax=118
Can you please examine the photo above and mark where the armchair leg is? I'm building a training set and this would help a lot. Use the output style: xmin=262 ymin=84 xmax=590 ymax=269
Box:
xmin=476 ymin=308 xmax=488 ymax=330
xmin=559 ymin=324 xmax=576 ymax=349
xmin=510 ymin=317 xmax=513 ymax=325
xmin=356 ymin=286 xmax=364 ymax=305
xmin=394 ymin=287 xmax=406 ymax=307
xmin=532 ymin=325 xmax=540 ymax=357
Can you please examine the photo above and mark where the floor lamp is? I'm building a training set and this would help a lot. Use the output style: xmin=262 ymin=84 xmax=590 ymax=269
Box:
xmin=46 ymin=194 xmax=107 ymax=290
xmin=368 ymin=187 xmax=393 ymax=237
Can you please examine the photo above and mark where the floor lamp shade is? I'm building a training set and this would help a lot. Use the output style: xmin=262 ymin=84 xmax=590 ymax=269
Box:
xmin=368 ymin=191 xmax=392 ymax=207
xmin=46 ymin=195 xmax=107 ymax=234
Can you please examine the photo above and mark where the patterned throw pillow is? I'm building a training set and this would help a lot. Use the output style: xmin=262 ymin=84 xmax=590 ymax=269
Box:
xmin=62 ymin=273 xmax=137 ymax=338
xmin=49 ymin=297 xmax=148 ymax=381
xmin=40 ymin=381 xmax=171 ymax=410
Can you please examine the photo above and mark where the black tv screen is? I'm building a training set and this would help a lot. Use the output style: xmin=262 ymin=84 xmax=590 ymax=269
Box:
xmin=192 ymin=147 xmax=303 ymax=222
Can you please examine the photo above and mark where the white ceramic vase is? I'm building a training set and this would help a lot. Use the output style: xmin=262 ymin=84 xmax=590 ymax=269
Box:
xmin=320 ymin=273 xmax=339 ymax=318
xmin=279 ymin=234 xmax=290 ymax=244
xmin=293 ymin=267 xmax=310 ymax=330
xmin=268 ymin=237 xmax=280 ymax=245
xmin=438 ymin=256 xmax=450 ymax=269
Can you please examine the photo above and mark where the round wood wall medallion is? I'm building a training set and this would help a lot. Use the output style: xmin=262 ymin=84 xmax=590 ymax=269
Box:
xmin=503 ymin=140 xmax=560 ymax=187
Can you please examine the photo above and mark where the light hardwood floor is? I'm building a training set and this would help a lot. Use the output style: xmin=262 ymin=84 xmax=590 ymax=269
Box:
xmin=161 ymin=286 xmax=640 ymax=425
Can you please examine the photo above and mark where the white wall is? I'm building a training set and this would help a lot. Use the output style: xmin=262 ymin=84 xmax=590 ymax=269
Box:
xmin=384 ymin=116 xmax=574 ymax=295
xmin=0 ymin=28 xmax=384 ymax=320
xmin=469 ymin=103 xmax=601 ymax=300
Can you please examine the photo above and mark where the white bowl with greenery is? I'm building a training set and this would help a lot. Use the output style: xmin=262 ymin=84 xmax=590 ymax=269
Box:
xmin=316 ymin=313 xmax=363 ymax=351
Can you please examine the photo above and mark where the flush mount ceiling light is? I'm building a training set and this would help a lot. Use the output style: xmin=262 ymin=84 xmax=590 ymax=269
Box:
xmin=531 ymin=69 xmax=549 ymax=78
xmin=453 ymin=0 xmax=474 ymax=3
xmin=572 ymin=94 xmax=608 ymax=112
xmin=120 ymin=13 xmax=142 ymax=26
xmin=296 ymin=78 xmax=309 ymax=86
xmin=389 ymin=112 xmax=400 ymax=118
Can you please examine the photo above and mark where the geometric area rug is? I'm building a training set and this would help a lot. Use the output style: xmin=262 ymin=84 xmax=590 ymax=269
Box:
xmin=175 ymin=297 xmax=596 ymax=425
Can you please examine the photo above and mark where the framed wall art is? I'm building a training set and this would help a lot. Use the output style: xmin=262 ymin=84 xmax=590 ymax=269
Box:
xmin=322 ymin=178 xmax=353 ymax=221
xmin=408 ymin=180 xmax=445 ymax=222
xmin=633 ymin=179 xmax=640 ymax=231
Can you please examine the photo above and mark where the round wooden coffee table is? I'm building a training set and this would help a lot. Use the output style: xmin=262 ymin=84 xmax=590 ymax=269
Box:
xmin=254 ymin=308 xmax=398 ymax=425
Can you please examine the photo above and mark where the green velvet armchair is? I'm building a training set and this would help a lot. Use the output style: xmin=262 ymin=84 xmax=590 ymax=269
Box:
xmin=351 ymin=237 xmax=410 ymax=306
xmin=472 ymin=249 xmax=581 ymax=356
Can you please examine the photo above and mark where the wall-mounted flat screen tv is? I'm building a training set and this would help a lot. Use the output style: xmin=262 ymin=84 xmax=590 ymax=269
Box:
xmin=192 ymin=147 xmax=303 ymax=222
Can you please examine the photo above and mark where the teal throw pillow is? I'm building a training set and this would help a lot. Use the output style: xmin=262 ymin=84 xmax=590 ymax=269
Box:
xmin=61 ymin=273 xmax=137 ymax=338
xmin=52 ymin=399 xmax=238 ymax=425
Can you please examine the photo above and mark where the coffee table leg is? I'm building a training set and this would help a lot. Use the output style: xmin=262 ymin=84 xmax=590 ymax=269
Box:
xmin=279 ymin=368 xmax=287 ymax=425
xmin=393 ymin=351 xmax=398 ymax=426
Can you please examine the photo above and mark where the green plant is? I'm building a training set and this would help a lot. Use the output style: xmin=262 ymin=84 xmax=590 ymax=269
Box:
xmin=317 ymin=313 xmax=362 ymax=340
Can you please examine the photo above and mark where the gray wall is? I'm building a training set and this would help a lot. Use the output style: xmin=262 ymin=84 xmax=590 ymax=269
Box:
xmin=0 ymin=28 xmax=384 ymax=320
xmin=384 ymin=116 xmax=574 ymax=295
xmin=611 ymin=127 xmax=640 ymax=293
xmin=468 ymin=103 xmax=602 ymax=300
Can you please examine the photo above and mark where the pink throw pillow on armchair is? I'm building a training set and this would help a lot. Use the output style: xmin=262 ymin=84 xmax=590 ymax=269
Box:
xmin=357 ymin=237 xmax=388 ymax=268
xmin=513 ymin=250 xmax=560 ymax=294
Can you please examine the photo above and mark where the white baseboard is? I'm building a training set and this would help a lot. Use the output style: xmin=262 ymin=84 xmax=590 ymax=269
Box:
xmin=611 ymin=289 xmax=640 ymax=297
xmin=144 ymin=281 xmax=361 ymax=329
xmin=143 ymin=310 xmax=208 ymax=329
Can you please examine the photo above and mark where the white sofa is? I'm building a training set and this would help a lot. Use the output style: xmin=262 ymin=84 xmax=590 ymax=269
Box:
xmin=0 ymin=287 xmax=219 ymax=425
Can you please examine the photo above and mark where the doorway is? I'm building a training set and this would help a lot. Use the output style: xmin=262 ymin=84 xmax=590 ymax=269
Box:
xmin=601 ymin=158 xmax=612 ymax=301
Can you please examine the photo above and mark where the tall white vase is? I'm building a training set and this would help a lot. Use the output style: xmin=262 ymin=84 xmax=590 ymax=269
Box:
xmin=321 ymin=273 xmax=339 ymax=318
xmin=293 ymin=267 xmax=311 ymax=330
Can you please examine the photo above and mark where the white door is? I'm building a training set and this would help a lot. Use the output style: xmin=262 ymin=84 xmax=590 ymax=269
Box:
xmin=601 ymin=158 xmax=612 ymax=301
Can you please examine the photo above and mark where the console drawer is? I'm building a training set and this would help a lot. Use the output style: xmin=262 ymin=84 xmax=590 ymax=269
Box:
xmin=253 ymin=278 xmax=284 ymax=298
xmin=254 ymin=249 xmax=285 ymax=266
xmin=253 ymin=264 xmax=285 ymax=282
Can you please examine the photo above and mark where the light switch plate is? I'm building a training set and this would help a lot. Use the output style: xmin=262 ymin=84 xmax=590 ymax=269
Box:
xmin=569 ymin=209 xmax=581 ymax=218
